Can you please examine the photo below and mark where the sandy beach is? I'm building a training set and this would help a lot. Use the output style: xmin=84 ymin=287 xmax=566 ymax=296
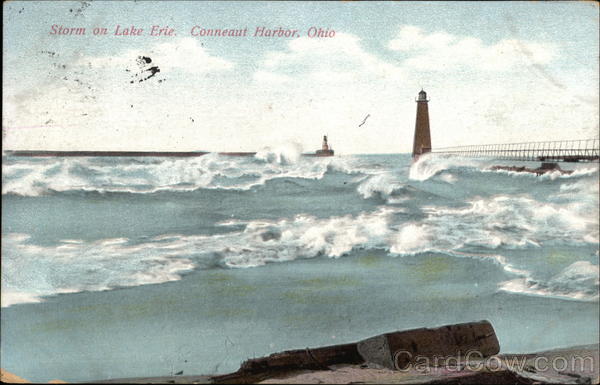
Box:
xmin=82 ymin=343 xmax=600 ymax=384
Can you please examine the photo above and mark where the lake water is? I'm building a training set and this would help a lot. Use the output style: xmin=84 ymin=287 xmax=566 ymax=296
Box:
xmin=2 ymin=150 xmax=598 ymax=382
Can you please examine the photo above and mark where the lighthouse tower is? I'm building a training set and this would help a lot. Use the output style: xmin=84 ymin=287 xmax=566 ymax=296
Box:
xmin=322 ymin=135 xmax=329 ymax=151
xmin=412 ymin=89 xmax=432 ymax=159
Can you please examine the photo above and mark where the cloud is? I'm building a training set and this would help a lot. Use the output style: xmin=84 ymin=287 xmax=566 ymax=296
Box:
xmin=424 ymin=77 xmax=599 ymax=148
xmin=3 ymin=38 xmax=239 ymax=151
xmin=255 ymin=33 xmax=404 ymax=84
xmin=242 ymin=32 xmax=413 ymax=153
xmin=247 ymin=28 xmax=596 ymax=152
xmin=81 ymin=37 xmax=234 ymax=74
xmin=388 ymin=25 xmax=557 ymax=71
xmin=253 ymin=70 xmax=292 ymax=85
xmin=3 ymin=27 xmax=596 ymax=154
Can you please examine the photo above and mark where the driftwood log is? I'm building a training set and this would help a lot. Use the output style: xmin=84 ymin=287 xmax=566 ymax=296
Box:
xmin=357 ymin=320 xmax=499 ymax=369
xmin=211 ymin=320 xmax=500 ymax=384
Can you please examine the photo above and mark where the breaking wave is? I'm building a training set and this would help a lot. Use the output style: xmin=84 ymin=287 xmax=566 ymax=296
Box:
xmin=254 ymin=142 xmax=303 ymax=165
xmin=499 ymin=261 xmax=599 ymax=302
xmin=408 ymin=153 xmax=599 ymax=182
xmin=3 ymin=185 xmax=598 ymax=306
xmin=2 ymin=153 xmax=598 ymax=307
xmin=1 ymin=232 xmax=196 ymax=307
xmin=408 ymin=153 xmax=487 ymax=181
xmin=1 ymin=207 xmax=396 ymax=306
xmin=356 ymin=173 xmax=403 ymax=200
xmin=2 ymin=150 xmax=369 ymax=196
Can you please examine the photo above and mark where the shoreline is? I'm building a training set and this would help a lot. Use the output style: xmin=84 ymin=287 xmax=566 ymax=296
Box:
xmin=2 ymin=250 xmax=597 ymax=383
xmin=3 ymin=345 xmax=598 ymax=384
xmin=92 ymin=343 xmax=600 ymax=384
xmin=3 ymin=322 xmax=598 ymax=384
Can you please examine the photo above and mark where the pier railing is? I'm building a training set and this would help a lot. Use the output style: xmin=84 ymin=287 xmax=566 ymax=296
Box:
xmin=430 ymin=138 xmax=600 ymax=163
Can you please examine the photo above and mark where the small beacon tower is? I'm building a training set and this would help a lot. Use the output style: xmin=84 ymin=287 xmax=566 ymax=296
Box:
xmin=322 ymin=135 xmax=330 ymax=151
xmin=412 ymin=89 xmax=432 ymax=159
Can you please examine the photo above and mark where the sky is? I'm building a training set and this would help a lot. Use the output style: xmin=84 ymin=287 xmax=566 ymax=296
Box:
xmin=2 ymin=1 xmax=599 ymax=154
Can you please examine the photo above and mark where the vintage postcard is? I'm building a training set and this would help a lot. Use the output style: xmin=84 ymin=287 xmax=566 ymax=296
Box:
xmin=2 ymin=1 xmax=599 ymax=383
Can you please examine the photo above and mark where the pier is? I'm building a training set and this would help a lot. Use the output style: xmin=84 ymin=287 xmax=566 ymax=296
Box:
xmin=4 ymin=136 xmax=334 ymax=158
xmin=411 ymin=90 xmax=599 ymax=164
xmin=431 ymin=139 xmax=600 ymax=163
xmin=3 ymin=150 xmax=211 ymax=157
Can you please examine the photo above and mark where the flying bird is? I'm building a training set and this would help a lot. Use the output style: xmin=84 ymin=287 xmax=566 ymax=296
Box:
xmin=358 ymin=114 xmax=370 ymax=127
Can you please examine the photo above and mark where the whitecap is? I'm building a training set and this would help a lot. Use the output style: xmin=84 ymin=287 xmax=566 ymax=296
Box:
xmin=499 ymin=261 xmax=599 ymax=302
